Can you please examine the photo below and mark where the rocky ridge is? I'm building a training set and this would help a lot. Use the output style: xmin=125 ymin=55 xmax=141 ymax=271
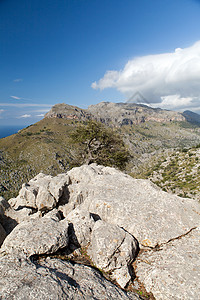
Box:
xmin=45 ymin=102 xmax=187 ymax=126
xmin=0 ymin=164 xmax=200 ymax=299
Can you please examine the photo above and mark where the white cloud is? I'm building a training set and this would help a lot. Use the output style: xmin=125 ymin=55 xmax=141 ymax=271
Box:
xmin=36 ymin=114 xmax=45 ymax=117
xmin=18 ymin=114 xmax=31 ymax=118
xmin=13 ymin=78 xmax=23 ymax=82
xmin=92 ymin=41 xmax=200 ymax=111
xmin=10 ymin=96 xmax=21 ymax=100
xmin=0 ymin=103 xmax=52 ymax=108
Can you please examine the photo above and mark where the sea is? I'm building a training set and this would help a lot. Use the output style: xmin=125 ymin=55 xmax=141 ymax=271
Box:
xmin=0 ymin=125 xmax=25 ymax=139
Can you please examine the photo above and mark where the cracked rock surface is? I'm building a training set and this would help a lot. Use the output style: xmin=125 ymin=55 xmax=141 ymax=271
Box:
xmin=1 ymin=210 xmax=69 ymax=257
xmin=0 ymin=255 xmax=139 ymax=300
xmin=135 ymin=227 xmax=200 ymax=300
xmin=0 ymin=164 xmax=200 ymax=299
xmin=89 ymin=220 xmax=138 ymax=288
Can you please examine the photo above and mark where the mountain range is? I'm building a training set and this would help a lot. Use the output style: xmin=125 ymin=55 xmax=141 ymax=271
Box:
xmin=1 ymin=102 xmax=200 ymax=200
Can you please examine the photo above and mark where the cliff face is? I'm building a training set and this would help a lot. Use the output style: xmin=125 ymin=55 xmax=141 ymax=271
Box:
xmin=45 ymin=102 xmax=186 ymax=126
xmin=87 ymin=102 xmax=186 ymax=126
xmin=45 ymin=103 xmax=91 ymax=120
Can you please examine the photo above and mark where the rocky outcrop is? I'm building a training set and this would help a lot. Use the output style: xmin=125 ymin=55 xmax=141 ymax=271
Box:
xmin=87 ymin=102 xmax=186 ymax=126
xmin=9 ymin=172 xmax=70 ymax=212
xmin=0 ymin=255 xmax=138 ymax=300
xmin=45 ymin=103 xmax=92 ymax=121
xmin=67 ymin=165 xmax=200 ymax=248
xmin=89 ymin=220 xmax=138 ymax=288
xmin=45 ymin=102 xmax=186 ymax=126
xmin=0 ymin=164 xmax=200 ymax=299
xmin=1 ymin=210 xmax=69 ymax=257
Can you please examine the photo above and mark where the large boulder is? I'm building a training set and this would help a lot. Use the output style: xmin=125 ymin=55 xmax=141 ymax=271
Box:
xmin=67 ymin=164 xmax=200 ymax=248
xmin=66 ymin=206 xmax=95 ymax=248
xmin=9 ymin=173 xmax=70 ymax=212
xmin=0 ymin=255 xmax=139 ymax=300
xmin=89 ymin=220 xmax=138 ymax=288
xmin=1 ymin=210 xmax=69 ymax=257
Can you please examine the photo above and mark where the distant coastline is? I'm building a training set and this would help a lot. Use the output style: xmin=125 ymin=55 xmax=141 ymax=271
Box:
xmin=0 ymin=125 xmax=25 ymax=139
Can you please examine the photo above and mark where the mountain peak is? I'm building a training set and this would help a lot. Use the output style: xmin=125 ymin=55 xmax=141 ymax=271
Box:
xmin=45 ymin=102 xmax=186 ymax=126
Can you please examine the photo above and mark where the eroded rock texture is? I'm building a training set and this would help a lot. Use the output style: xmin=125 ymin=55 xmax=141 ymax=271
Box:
xmin=0 ymin=164 xmax=200 ymax=299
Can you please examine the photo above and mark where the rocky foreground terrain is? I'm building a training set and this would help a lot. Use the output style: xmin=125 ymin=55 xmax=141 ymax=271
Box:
xmin=0 ymin=164 xmax=199 ymax=299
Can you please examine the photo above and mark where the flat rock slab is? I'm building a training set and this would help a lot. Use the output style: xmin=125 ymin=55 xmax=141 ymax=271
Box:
xmin=0 ymin=255 xmax=139 ymax=300
xmin=135 ymin=227 xmax=200 ymax=300
xmin=1 ymin=213 xmax=69 ymax=257
xmin=68 ymin=165 xmax=200 ymax=247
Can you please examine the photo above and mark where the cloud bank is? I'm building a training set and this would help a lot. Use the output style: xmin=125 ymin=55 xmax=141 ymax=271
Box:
xmin=92 ymin=41 xmax=200 ymax=111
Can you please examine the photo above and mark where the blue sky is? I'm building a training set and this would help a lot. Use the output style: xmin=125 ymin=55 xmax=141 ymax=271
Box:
xmin=1 ymin=0 xmax=200 ymax=126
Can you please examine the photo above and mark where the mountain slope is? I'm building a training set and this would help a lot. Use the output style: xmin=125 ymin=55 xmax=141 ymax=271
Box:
xmin=1 ymin=102 xmax=200 ymax=200
xmin=132 ymin=145 xmax=200 ymax=200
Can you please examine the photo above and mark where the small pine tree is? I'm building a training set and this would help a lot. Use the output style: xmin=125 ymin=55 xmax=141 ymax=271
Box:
xmin=70 ymin=120 xmax=129 ymax=170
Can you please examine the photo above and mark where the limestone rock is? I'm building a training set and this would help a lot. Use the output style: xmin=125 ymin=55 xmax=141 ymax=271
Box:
xmin=36 ymin=186 xmax=56 ymax=211
xmin=135 ymin=227 xmax=200 ymax=300
xmin=10 ymin=182 xmax=38 ymax=209
xmin=68 ymin=164 xmax=200 ymax=248
xmin=89 ymin=220 xmax=138 ymax=288
xmin=2 ymin=164 xmax=200 ymax=299
xmin=66 ymin=206 xmax=95 ymax=248
xmin=1 ymin=212 xmax=69 ymax=257
xmin=8 ymin=173 xmax=70 ymax=212
xmin=0 ymin=255 xmax=139 ymax=300
xmin=48 ymin=173 xmax=70 ymax=201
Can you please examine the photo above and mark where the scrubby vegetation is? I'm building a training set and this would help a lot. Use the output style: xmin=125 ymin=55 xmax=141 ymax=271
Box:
xmin=70 ymin=120 xmax=130 ymax=169
xmin=131 ymin=145 xmax=200 ymax=200
xmin=1 ymin=110 xmax=200 ymax=200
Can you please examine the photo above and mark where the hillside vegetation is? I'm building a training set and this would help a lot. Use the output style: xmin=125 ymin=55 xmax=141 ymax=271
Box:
xmin=132 ymin=145 xmax=200 ymax=200
xmin=1 ymin=102 xmax=200 ymax=200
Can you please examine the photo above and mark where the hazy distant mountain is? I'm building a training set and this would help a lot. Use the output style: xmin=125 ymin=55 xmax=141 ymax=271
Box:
xmin=182 ymin=110 xmax=200 ymax=124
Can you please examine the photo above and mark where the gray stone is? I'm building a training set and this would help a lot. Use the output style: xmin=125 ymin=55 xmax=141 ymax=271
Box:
xmin=89 ymin=220 xmax=138 ymax=288
xmin=0 ymin=255 xmax=139 ymax=300
xmin=8 ymin=173 xmax=70 ymax=212
xmin=68 ymin=164 xmax=200 ymax=248
xmin=10 ymin=183 xmax=38 ymax=209
xmin=66 ymin=206 xmax=95 ymax=248
xmin=135 ymin=227 xmax=200 ymax=300
xmin=1 ymin=213 xmax=69 ymax=257
xmin=36 ymin=186 xmax=56 ymax=211
xmin=48 ymin=173 xmax=70 ymax=202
